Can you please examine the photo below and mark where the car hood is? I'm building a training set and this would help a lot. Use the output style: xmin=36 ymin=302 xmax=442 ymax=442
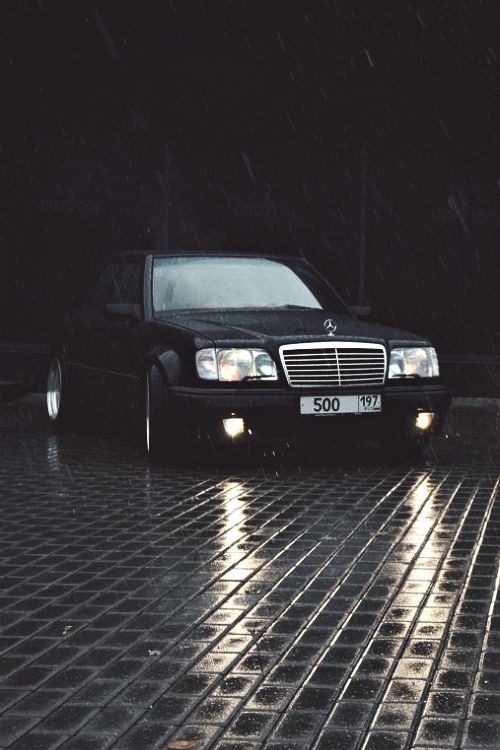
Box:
xmin=154 ymin=309 xmax=430 ymax=347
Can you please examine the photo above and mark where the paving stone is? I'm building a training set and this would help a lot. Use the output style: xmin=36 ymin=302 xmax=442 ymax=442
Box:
xmin=60 ymin=735 xmax=107 ymax=750
xmin=343 ymin=676 xmax=385 ymax=701
xmin=364 ymin=731 xmax=410 ymax=750
xmin=413 ymin=716 xmax=461 ymax=746
xmin=266 ymin=663 xmax=313 ymax=685
xmin=2 ymin=396 xmax=500 ymax=748
xmin=314 ymin=728 xmax=361 ymax=749
xmin=289 ymin=685 xmax=334 ymax=712
xmin=112 ymin=719 xmax=175 ymax=749
xmin=227 ymin=710 xmax=278 ymax=739
xmin=328 ymin=700 xmax=376 ymax=729
xmin=9 ymin=731 xmax=64 ymax=750
xmin=38 ymin=703 xmax=97 ymax=732
xmin=245 ymin=686 xmax=288 ymax=713
xmin=434 ymin=668 xmax=472 ymax=690
xmin=8 ymin=690 xmax=67 ymax=716
xmin=425 ymin=690 xmax=467 ymax=716
xmin=373 ymin=701 xmax=418 ymax=730
xmin=191 ymin=699 xmax=242 ymax=728
xmin=0 ymin=713 xmax=40 ymax=745
xmin=272 ymin=710 xmax=325 ymax=741
xmin=393 ymin=658 xmax=433 ymax=680
xmin=213 ymin=674 xmax=261 ymax=698
xmin=70 ymin=679 xmax=124 ymax=706
xmin=470 ymin=693 xmax=500 ymax=716
xmin=0 ymin=690 xmax=27 ymax=713
xmin=440 ymin=649 xmax=477 ymax=669
xmin=463 ymin=718 xmax=500 ymax=748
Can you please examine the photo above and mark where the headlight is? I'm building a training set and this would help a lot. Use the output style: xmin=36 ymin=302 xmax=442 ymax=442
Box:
xmin=196 ymin=348 xmax=278 ymax=381
xmin=218 ymin=349 xmax=254 ymax=381
xmin=388 ymin=347 xmax=439 ymax=378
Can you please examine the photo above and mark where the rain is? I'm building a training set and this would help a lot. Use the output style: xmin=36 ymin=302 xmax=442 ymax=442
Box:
xmin=1 ymin=2 xmax=500 ymax=749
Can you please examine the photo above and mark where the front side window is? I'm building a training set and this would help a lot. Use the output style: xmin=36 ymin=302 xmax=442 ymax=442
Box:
xmin=152 ymin=257 xmax=337 ymax=313
xmin=106 ymin=263 xmax=142 ymax=305
xmin=85 ymin=265 xmax=116 ymax=315
xmin=85 ymin=263 xmax=142 ymax=315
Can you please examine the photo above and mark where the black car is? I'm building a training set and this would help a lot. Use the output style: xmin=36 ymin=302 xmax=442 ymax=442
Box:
xmin=47 ymin=251 xmax=451 ymax=461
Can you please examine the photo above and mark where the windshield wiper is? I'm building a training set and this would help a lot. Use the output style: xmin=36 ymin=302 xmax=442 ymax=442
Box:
xmin=270 ymin=305 xmax=319 ymax=311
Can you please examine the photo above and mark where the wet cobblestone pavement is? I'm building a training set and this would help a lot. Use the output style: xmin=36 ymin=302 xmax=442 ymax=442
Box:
xmin=1 ymin=395 xmax=500 ymax=749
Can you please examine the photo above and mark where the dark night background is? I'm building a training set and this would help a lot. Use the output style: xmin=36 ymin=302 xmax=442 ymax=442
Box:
xmin=2 ymin=1 xmax=500 ymax=383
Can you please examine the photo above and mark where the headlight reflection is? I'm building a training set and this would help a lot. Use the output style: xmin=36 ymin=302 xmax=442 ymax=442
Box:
xmin=404 ymin=476 xmax=442 ymax=571
xmin=221 ymin=481 xmax=247 ymax=549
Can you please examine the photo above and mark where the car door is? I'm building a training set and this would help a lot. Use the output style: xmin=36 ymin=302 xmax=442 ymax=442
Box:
xmin=98 ymin=261 xmax=144 ymax=413
xmin=65 ymin=263 xmax=115 ymax=404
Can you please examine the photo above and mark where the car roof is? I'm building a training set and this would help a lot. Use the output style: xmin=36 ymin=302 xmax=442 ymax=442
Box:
xmin=107 ymin=250 xmax=310 ymax=264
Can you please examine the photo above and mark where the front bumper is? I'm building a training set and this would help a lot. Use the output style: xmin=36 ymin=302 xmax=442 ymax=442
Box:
xmin=169 ymin=383 xmax=451 ymax=442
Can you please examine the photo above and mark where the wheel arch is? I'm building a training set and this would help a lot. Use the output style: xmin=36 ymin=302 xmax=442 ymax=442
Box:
xmin=144 ymin=347 xmax=182 ymax=386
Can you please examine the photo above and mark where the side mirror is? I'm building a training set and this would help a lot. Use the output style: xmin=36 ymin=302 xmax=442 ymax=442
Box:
xmin=104 ymin=303 xmax=141 ymax=321
xmin=349 ymin=305 xmax=372 ymax=318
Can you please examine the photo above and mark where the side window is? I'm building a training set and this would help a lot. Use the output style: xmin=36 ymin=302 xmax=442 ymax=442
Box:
xmin=85 ymin=265 xmax=116 ymax=315
xmin=85 ymin=263 xmax=142 ymax=316
xmin=106 ymin=263 xmax=142 ymax=305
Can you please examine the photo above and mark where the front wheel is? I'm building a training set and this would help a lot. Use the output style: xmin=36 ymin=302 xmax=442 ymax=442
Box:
xmin=47 ymin=357 xmax=73 ymax=426
xmin=145 ymin=364 xmax=179 ymax=463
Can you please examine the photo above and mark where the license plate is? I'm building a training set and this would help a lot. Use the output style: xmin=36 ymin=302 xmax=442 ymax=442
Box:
xmin=300 ymin=394 xmax=382 ymax=415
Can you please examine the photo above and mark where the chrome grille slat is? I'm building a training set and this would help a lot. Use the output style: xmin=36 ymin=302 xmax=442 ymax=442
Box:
xmin=279 ymin=342 xmax=386 ymax=388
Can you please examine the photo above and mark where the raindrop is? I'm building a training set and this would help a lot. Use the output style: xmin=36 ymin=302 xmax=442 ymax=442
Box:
xmin=364 ymin=49 xmax=374 ymax=67
xmin=241 ymin=152 xmax=255 ymax=181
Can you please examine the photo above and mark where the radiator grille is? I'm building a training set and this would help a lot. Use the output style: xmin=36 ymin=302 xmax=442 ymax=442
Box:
xmin=280 ymin=342 xmax=386 ymax=388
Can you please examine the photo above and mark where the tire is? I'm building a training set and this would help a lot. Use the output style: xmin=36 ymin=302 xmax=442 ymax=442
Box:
xmin=46 ymin=356 xmax=73 ymax=426
xmin=145 ymin=364 xmax=178 ymax=463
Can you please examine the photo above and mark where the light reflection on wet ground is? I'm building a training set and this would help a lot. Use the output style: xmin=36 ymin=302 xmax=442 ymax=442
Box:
xmin=0 ymin=395 xmax=499 ymax=748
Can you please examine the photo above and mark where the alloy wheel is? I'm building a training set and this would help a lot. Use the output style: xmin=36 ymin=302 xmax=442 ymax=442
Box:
xmin=47 ymin=358 xmax=62 ymax=420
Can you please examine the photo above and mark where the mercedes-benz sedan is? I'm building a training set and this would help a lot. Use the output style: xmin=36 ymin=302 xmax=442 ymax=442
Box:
xmin=47 ymin=252 xmax=451 ymax=462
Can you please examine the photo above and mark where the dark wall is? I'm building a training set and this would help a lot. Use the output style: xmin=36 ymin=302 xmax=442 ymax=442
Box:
xmin=2 ymin=1 xmax=499 ymax=359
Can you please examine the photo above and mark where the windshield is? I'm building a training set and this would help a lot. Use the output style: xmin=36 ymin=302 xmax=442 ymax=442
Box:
xmin=152 ymin=257 xmax=337 ymax=312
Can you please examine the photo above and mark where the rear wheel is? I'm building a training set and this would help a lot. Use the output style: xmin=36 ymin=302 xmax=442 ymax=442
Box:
xmin=47 ymin=357 xmax=73 ymax=426
xmin=145 ymin=364 xmax=178 ymax=463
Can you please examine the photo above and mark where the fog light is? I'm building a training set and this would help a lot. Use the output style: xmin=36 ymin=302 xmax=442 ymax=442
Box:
xmin=416 ymin=412 xmax=435 ymax=431
xmin=223 ymin=417 xmax=245 ymax=438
